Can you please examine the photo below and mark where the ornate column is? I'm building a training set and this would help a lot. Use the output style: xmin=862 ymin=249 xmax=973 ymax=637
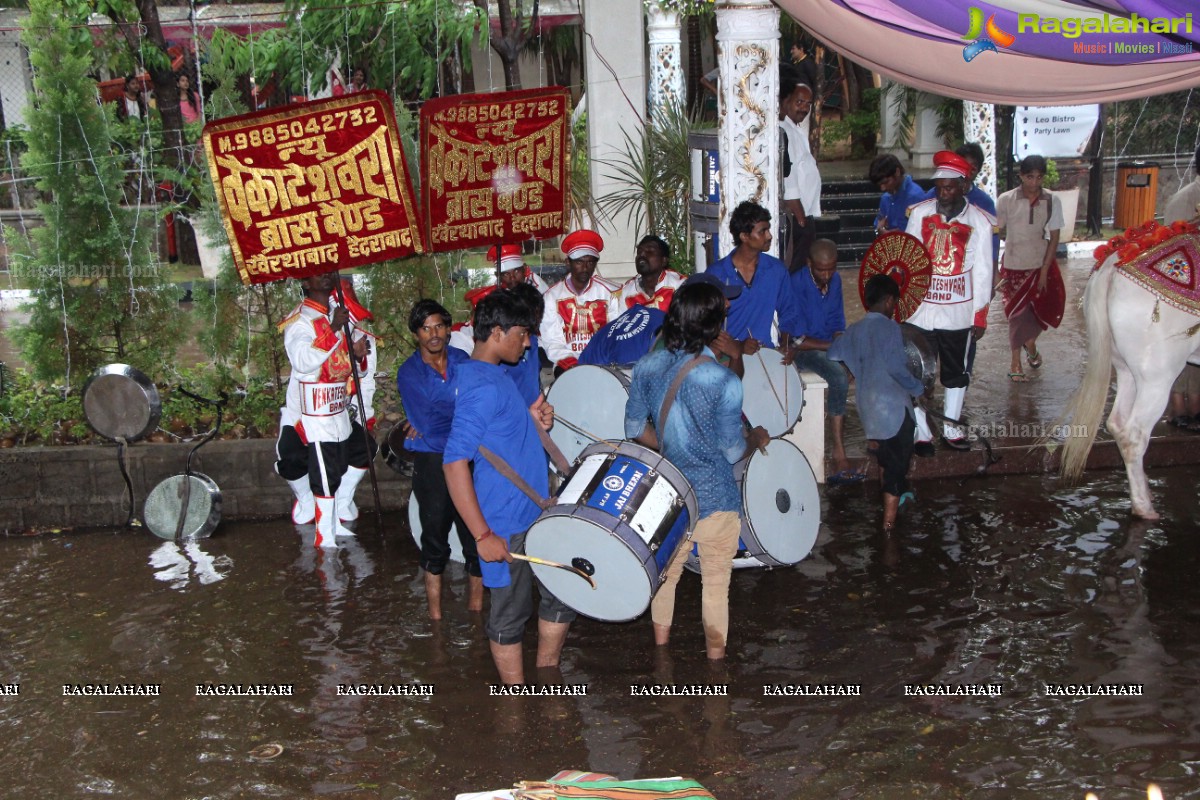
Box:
xmin=715 ymin=0 xmax=780 ymax=256
xmin=963 ymin=101 xmax=997 ymax=199
xmin=646 ymin=4 xmax=684 ymax=119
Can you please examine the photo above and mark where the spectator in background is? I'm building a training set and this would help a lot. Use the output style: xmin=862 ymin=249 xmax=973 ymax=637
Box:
xmin=779 ymin=72 xmax=820 ymax=272
xmin=177 ymin=73 xmax=201 ymax=124
xmin=869 ymin=153 xmax=931 ymax=236
xmin=332 ymin=67 xmax=368 ymax=96
xmin=117 ymin=75 xmax=147 ymax=122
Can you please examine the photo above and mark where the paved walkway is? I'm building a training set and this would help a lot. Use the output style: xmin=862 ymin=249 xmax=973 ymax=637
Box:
xmin=830 ymin=253 xmax=1200 ymax=482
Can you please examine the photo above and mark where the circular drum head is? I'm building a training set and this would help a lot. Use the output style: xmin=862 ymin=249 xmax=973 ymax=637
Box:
xmin=82 ymin=364 xmax=162 ymax=442
xmin=407 ymin=491 xmax=465 ymax=563
xmin=144 ymin=473 xmax=222 ymax=540
xmin=741 ymin=349 xmax=804 ymax=437
xmin=739 ymin=438 xmax=820 ymax=565
xmin=546 ymin=366 xmax=631 ymax=466
xmin=381 ymin=424 xmax=416 ymax=477
xmin=525 ymin=512 xmax=653 ymax=622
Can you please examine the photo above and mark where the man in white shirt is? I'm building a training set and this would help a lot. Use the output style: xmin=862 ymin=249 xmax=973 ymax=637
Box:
xmin=780 ymin=77 xmax=821 ymax=272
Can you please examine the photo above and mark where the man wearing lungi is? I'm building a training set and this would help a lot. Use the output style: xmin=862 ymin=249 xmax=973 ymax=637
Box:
xmin=275 ymin=274 xmax=375 ymax=548
xmin=904 ymin=150 xmax=994 ymax=454
xmin=624 ymin=274 xmax=769 ymax=661
xmin=996 ymin=155 xmax=1065 ymax=383
xmin=540 ymin=229 xmax=620 ymax=374
xmin=444 ymin=291 xmax=576 ymax=685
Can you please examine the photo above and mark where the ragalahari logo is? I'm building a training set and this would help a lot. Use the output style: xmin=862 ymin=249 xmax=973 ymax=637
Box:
xmin=962 ymin=7 xmax=1015 ymax=61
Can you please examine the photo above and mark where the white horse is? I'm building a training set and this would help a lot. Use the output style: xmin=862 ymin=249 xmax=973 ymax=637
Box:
xmin=1060 ymin=245 xmax=1200 ymax=519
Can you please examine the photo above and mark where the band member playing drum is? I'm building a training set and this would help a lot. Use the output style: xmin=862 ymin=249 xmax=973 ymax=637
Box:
xmin=444 ymin=292 xmax=576 ymax=685
xmin=396 ymin=300 xmax=483 ymax=620
xmin=828 ymin=275 xmax=926 ymax=532
xmin=274 ymin=274 xmax=374 ymax=548
xmin=624 ymin=274 xmax=770 ymax=660
xmin=705 ymin=200 xmax=804 ymax=357
xmin=540 ymin=229 xmax=620 ymax=375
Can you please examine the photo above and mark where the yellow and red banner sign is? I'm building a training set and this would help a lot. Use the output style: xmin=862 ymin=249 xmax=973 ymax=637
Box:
xmin=420 ymin=87 xmax=570 ymax=252
xmin=202 ymin=91 xmax=424 ymax=285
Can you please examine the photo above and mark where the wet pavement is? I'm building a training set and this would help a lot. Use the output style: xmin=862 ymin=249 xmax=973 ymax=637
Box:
xmin=3 ymin=464 xmax=1200 ymax=799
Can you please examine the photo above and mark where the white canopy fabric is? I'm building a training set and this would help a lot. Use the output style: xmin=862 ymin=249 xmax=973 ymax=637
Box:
xmin=775 ymin=0 xmax=1200 ymax=103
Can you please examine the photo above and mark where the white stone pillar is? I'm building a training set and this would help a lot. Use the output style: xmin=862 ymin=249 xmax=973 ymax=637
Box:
xmin=646 ymin=4 xmax=683 ymax=120
xmin=582 ymin=0 xmax=647 ymax=283
xmin=715 ymin=0 xmax=780 ymax=257
xmin=963 ymin=101 xmax=997 ymax=199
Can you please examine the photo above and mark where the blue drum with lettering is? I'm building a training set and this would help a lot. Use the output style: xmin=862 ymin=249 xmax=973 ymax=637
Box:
xmin=524 ymin=440 xmax=697 ymax=622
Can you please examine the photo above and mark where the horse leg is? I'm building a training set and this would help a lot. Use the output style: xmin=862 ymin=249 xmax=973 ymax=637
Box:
xmin=1114 ymin=374 xmax=1173 ymax=520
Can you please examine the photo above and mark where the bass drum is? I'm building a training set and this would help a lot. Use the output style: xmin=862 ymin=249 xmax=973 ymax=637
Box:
xmin=143 ymin=473 xmax=222 ymax=540
xmin=524 ymin=440 xmax=697 ymax=622
xmin=686 ymin=437 xmax=820 ymax=572
xmin=545 ymin=365 xmax=631 ymax=466
xmin=407 ymin=492 xmax=465 ymax=563
xmin=741 ymin=349 xmax=805 ymax=437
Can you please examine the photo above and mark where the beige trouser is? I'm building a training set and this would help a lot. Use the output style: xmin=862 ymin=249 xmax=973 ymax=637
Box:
xmin=650 ymin=511 xmax=742 ymax=651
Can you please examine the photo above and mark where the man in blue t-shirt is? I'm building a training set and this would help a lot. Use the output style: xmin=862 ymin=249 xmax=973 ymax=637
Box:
xmin=786 ymin=238 xmax=856 ymax=481
xmin=396 ymin=299 xmax=481 ymax=620
xmin=578 ymin=304 xmax=666 ymax=367
xmin=625 ymin=274 xmax=768 ymax=661
xmin=705 ymin=200 xmax=804 ymax=356
xmin=443 ymin=292 xmax=575 ymax=685
xmin=869 ymin=153 xmax=932 ymax=235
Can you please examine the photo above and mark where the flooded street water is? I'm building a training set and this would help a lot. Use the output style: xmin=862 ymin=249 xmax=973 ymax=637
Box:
xmin=3 ymin=467 xmax=1200 ymax=799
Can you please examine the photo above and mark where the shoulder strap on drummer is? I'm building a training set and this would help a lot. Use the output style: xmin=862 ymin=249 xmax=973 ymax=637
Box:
xmin=657 ymin=354 xmax=714 ymax=437
xmin=536 ymin=426 xmax=572 ymax=475
xmin=477 ymin=445 xmax=553 ymax=510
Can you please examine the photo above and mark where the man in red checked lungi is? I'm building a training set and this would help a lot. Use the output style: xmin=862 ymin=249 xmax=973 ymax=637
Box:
xmin=275 ymin=274 xmax=377 ymax=547
xmin=540 ymin=229 xmax=620 ymax=375
xmin=904 ymin=150 xmax=994 ymax=454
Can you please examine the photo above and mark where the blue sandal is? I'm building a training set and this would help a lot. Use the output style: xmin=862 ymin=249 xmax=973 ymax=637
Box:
xmin=827 ymin=468 xmax=868 ymax=486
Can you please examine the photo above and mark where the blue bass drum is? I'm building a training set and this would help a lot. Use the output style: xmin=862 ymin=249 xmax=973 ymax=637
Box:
xmin=524 ymin=440 xmax=697 ymax=622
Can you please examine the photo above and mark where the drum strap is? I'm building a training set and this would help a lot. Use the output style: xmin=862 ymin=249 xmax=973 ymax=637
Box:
xmin=536 ymin=426 xmax=572 ymax=475
xmin=657 ymin=355 xmax=714 ymax=439
xmin=478 ymin=445 xmax=553 ymax=510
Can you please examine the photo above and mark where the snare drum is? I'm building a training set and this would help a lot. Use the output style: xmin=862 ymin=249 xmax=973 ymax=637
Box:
xmin=741 ymin=348 xmax=805 ymax=437
xmin=524 ymin=440 xmax=697 ymax=622
xmin=545 ymin=365 xmax=631 ymax=466
xmin=685 ymin=437 xmax=820 ymax=572
xmin=407 ymin=491 xmax=465 ymax=564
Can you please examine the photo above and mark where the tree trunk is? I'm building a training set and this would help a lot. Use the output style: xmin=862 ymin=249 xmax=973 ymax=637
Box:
xmin=474 ymin=0 xmax=539 ymax=92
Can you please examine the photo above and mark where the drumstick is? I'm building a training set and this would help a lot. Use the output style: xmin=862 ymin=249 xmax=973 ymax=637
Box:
xmin=553 ymin=414 xmax=620 ymax=450
xmin=748 ymin=328 xmax=787 ymax=417
xmin=511 ymin=553 xmax=596 ymax=589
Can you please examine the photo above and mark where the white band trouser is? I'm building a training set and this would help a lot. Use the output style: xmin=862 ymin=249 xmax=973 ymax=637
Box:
xmin=914 ymin=405 xmax=933 ymax=443
xmin=943 ymin=386 xmax=967 ymax=440
xmin=336 ymin=466 xmax=367 ymax=521
xmin=287 ymin=477 xmax=316 ymax=525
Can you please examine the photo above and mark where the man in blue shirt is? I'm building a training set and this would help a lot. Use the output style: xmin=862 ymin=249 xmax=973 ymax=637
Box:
xmin=869 ymin=153 xmax=932 ymax=235
xmin=828 ymin=275 xmax=926 ymax=533
xmin=624 ymin=274 xmax=769 ymax=661
xmin=786 ymin=238 xmax=855 ymax=481
xmin=705 ymin=200 xmax=804 ymax=355
xmin=396 ymin=300 xmax=481 ymax=620
xmin=444 ymin=292 xmax=575 ymax=685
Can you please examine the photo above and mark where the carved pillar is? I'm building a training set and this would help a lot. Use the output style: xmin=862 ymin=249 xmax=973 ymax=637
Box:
xmin=646 ymin=4 xmax=683 ymax=118
xmin=963 ymin=101 xmax=997 ymax=199
xmin=715 ymin=0 xmax=779 ymax=257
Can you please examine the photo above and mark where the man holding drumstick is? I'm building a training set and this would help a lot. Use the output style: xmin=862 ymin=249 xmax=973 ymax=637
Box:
xmin=444 ymin=291 xmax=576 ymax=685
xmin=625 ymin=275 xmax=770 ymax=661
